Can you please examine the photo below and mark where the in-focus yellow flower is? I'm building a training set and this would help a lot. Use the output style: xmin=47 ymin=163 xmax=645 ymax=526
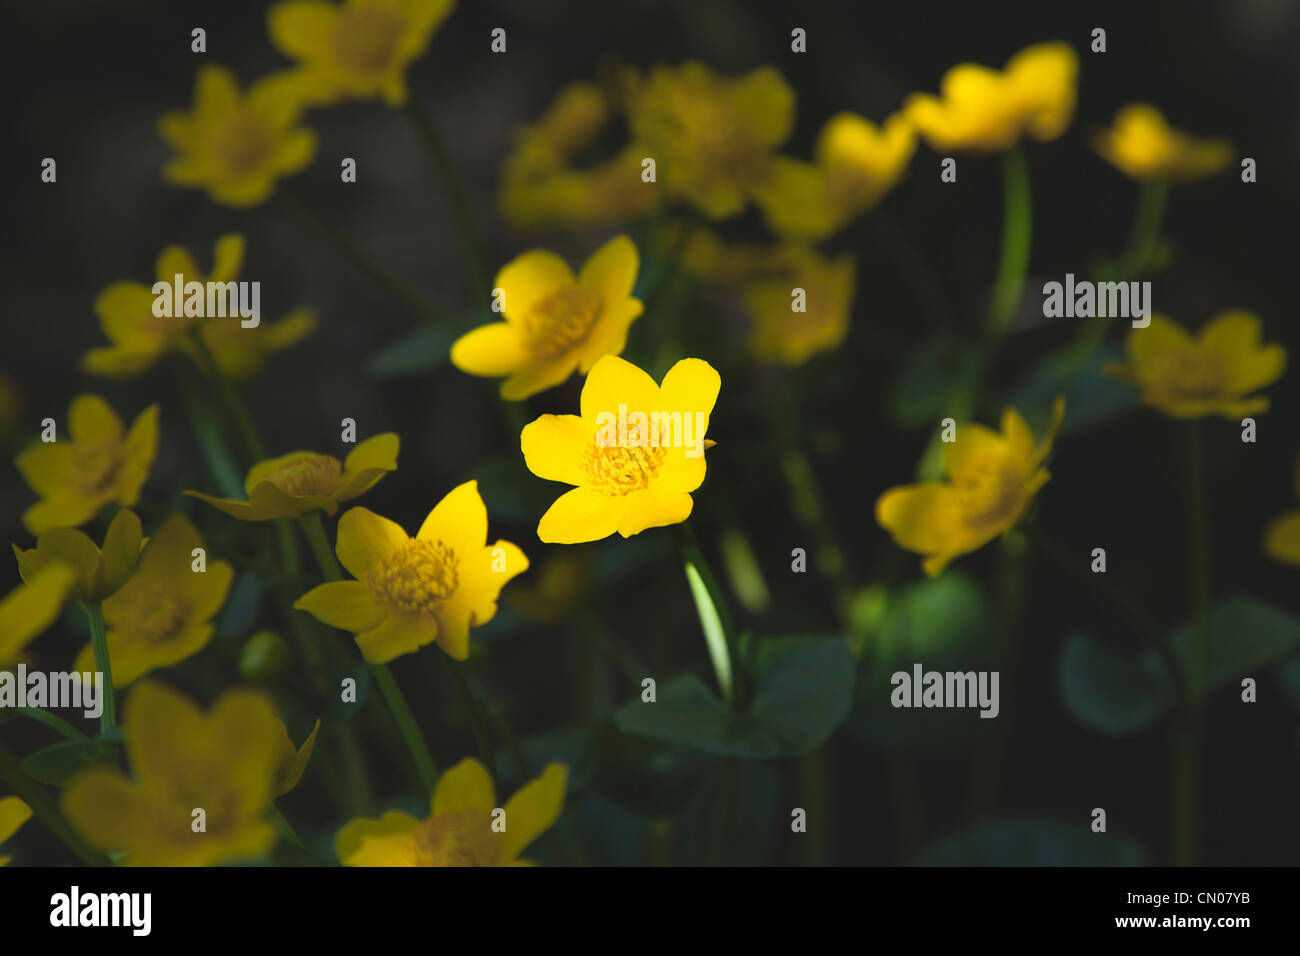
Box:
xmin=82 ymin=235 xmax=244 ymax=379
xmin=15 ymin=395 xmax=159 ymax=535
xmin=294 ymin=481 xmax=528 ymax=663
xmin=1105 ymin=312 xmax=1286 ymax=418
xmin=450 ymin=236 xmax=644 ymax=401
xmin=755 ymin=112 xmax=916 ymax=240
xmin=0 ymin=796 xmax=32 ymax=867
xmin=625 ymin=62 xmax=794 ymax=219
xmin=522 ymin=355 xmax=720 ymax=544
xmin=1265 ymin=455 xmax=1300 ymax=568
xmin=1091 ymin=103 xmax=1233 ymax=182
xmin=63 ymin=682 xmax=281 ymax=867
xmin=877 ymin=398 xmax=1065 ymax=576
xmin=14 ymin=508 xmax=142 ymax=603
xmin=336 ymin=757 xmax=566 ymax=866
xmin=0 ymin=564 xmax=75 ymax=666
xmin=72 ymin=516 xmax=233 ymax=686
xmin=273 ymin=719 xmax=321 ymax=797
xmin=159 ymin=65 xmax=316 ymax=208
xmin=268 ymin=0 xmax=456 ymax=107
xmin=187 ymin=433 xmax=398 ymax=521
xmin=743 ymin=245 xmax=856 ymax=366
xmin=903 ymin=42 xmax=1078 ymax=152
xmin=197 ymin=305 xmax=317 ymax=380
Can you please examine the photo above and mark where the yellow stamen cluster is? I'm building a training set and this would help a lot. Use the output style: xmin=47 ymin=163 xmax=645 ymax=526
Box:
xmin=368 ymin=539 xmax=459 ymax=612
xmin=581 ymin=443 xmax=668 ymax=495
xmin=526 ymin=287 xmax=602 ymax=358
xmin=266 ymin=454 xmax=343 ymax=496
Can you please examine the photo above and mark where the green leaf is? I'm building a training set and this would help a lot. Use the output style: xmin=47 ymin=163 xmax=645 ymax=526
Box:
xmin=1176 ymin=596 xmax=1300 ymax=693
xmin=613 ymin=637 xmax=855 ymax=758
xmin=1013 ymin=339 xmax=1135 ymax=436
xmin=366 ymin=324 xmax=457 ymax=379
xmin=914 ymin=816 xmax=1147 ymax=866
xmin=21 ymin=737 xmax=119 ymax=785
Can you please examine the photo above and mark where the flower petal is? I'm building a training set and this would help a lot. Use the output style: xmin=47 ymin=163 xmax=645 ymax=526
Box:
xmin=417 ymin=480 xmax=487 ymax=554
xmin=432 ymin=757 xmax=496 ymax=816
xmin=335 ymin=811 xmax=421 ymax=867
xmin=521 ymin=414 xmax=589 ymax=486
xmin=501 ymin=763 xmax=568 ymax=862
xmin=336 ymin=507 xmax=408 ymax=580
xmin=294 ymin=581 xmax=386 ymax=633
xmin=450 ymin=322 xmax=530 ymax=377
xmin=495 ymin=249 xmax=575 ymax=326
xmin=537 ymin=487 xmax=625 ymax=544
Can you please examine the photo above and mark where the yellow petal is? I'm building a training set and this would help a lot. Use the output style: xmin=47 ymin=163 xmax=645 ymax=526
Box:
xmin=578 ymin=234 xmax=640 ymax=307
xmin=450 ymin=323 xmax=531 ymax=377
xmin=338 ymin=433 xmax=400 ymax=491
xmin=294 ymin=581 xmax=386 ymax=633
xmin=616 ymin=487 xmax=693 ymax=537
xmin=432 ymin=757 xmax=496 ymax=816
xmin=943 ymin=423 xmax=1008 ymax=480
xmin=30 ymin=528 xmax=99 ymax=599
xmin=500 ymin=355 xmax=577 ymax=400
xmin=1128 ymin=313 xmax=1192 ymax=366
xmin=0 ymin=796 xmax=32 ymax=847
xmin=657 ymin=358 xmax=721 ymax=435
xmin=417 ymin=480 xmax=488 ymax=555
xmin=68 ymin=394 xmax=124 ymax=445
xmin=273 ymin=719 xmax=321 ymax=798
xmin=96 ymin=508 xmax=143 ymax=598
xmin=501 ymin=763 xmax=568 ymax=861
xmin=495 ymin=249 xmax=576 ymax=326
xmin=336 ymin=507 xmax=408 ymax=580
xmin=537 ymin=486 xmax=625 ymax=544
xmin=62 ymin=768 xmax=156 ymax=853
xmin=0 ymin=564 xmax=75 ymax=664
xmin=876 ymin=482 xmax=963 ymax=556
xmin=354 ymin=610 xmax=435 ymax=664
xmin=580 ymin=354 xmax=660 ymax=424
xmin=520 ymin=414 xmax=589 ymax=486
xmin=335 ymin=811 xmax=421 ymax=866
xmin=267 ymin=0 xmax=339 ymax=61
xmin=1264 ymin=510 xmax=1300 ymax=566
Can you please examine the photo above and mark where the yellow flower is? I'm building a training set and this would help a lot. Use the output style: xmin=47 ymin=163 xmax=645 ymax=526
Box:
xmin=521 ymin=355 xmax=721 ymax=544
xmin=273 ymin=719 xmax=321 ymax=797
xmin=336 ymin=757 xmax=566 ymax=866
xmin=0 ymin=564 xmax=75 ymax=666
xmin=268 ymin=0 xmax=456 ymax=107
xmin=15 ymin=395 xmax=159 ymax=535
xmin=903 ymin=42 xmax=1078 ymax=152
xmin=63 ymin=682 xmax=281 ymax=867
xmin=877 ymin=398 xmax=1065 ymax=576
xmin=1105 ymin=312 xmax=1286 ymax=418
xmin=625 ymin=62 xmax=795 ymax=219
xmin=72 ymin=516 xmax=233 ymax=687
xmin=187 ymin=433 xmax=398 ymax=521
xmin=1091 ymin=103 xmax=1232 ymax=181
xmin=82 ymin=235 xmax=245 ymax=379
xmin=1265 ymin=455 xmax=1300 ymax=567
xmin=159 ymin=65 xmax=316 ymax=208
xmin=450 ymin=236 xmax=644 ymax=401
xmin=743 ymin=245 xmax=856 ymax=366
xmin=754 ymin=112 xmax=916 ymax=240
xmin=13 ymin=508 xmax=142 ymax=603
xmin=0 ymin=796 xmax=32 ymax=866
xmin=198 ymin=305 xmax=318 ymax=380
xmin=294 ymin=481 xmax=528 ymax=663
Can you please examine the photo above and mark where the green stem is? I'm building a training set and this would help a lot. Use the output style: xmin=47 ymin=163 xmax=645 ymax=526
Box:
xmin=85 ymin=602 xmax=115 ymax=736
xmin=403 ymin=97 xmax=489 ymax=304
xmin=985 ymin=146 xmax=1033 ymax=343
xmin=14 ymin=707 xmax=90 ymax=741
xmin=0 ymin=742 xmax=111 ymax=866
xmin=441 ymin=656 xmax=498 ymax=782
xmin=1118 ymin=176 xmax=1170 ymax=278
xmin=299 ymin=513 xmax=344 ymax=582
xmin=670 ymin=522 xmax=738 ymax=705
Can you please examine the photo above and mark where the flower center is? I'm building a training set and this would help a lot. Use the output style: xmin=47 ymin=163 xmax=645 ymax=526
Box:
xmin=74 ymin=443 xmax=124 ymax=497
xmin=215 ymin=112 xmax=275 ymax=177
xmin=525 ymin=287 xmax=602 ymax=358
xmin=954 ymin=457 xmax=1023 ymax=527
xmin=333 ymin=3 xmax=407 ymax=76
xmin=581 ymin=442 xmax=668 ymax=495
xmin=263 ymin=454 xmax=343 ymax=497
xmin=1160 ymin=350 xmax=1228 ymax=401
xmin=126 ymin=585 xmax=189 ymax=645
xmin=367 ymin=539 xmax=459 ymax=612
xmin=410 ymin=809 xmax=501 ymax=867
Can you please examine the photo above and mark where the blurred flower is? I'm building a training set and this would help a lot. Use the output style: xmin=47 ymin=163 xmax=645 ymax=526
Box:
xmin=63 ymin=682 xmax=281 ymax=866
xmin=1264 ymin=455 xmax=1300 ymax=568
xmin=754 ymin=112 xmax=916 ymax=240
xmin=903 ymin=42 xmax=1078 ymax=152
xmin=522 ymin=355 xmax=720 ymax=543
xmin=186 ymin=433 xmax=398 ymax=521
xmin=15 ymin=395 xmax=158 ymax=535
xmin=0 ymin=797 xmax=32 ymax=867
xmin=0 ymin=373 xmax=20 ymax=426
xmin=13 ymin=508 xmax=142 ymax=603
xmin=743 ymin=245 xmax=856 ymax=366
xmin=159 ymin=65 xmax=316 ymax=208
xmin=82 ymin=235 xmax=245 ymax=379
xmin=507 ymin=550 xmax=592 ymax=624
xmin=273 ymin=718 xmax=321 ymax=798
xmin=1091 ymin=104 xmax=1232 ymax=181
xmin=294 ymin=481 xmax=528 ymax=663
xmin=877 ymin=397 xmax=1065 ymax=576
xmin=450 ymin=236 xmax=644 ymax=400
xmin=0 ymin=564 xmax=75 ymax=666
xmin=268 ymin=0 xmax=456 ymax=107
xmin=1105 ymin=312 xmax=1286 ymax=418
xmin=335 ymin=757 xmax=566 ymax=866
xmin=72 ymin=516 xmax=233 ymax=686
xmin=625 ymin=62 xmax=794 ymax=219
xmin=200 ymin=306 xmax=317 ymax=380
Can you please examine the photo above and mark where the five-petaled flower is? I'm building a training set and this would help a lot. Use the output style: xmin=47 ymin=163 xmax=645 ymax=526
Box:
xmin=1105 ymin=311 xmax=1286 ymax=418
xmin=15 ymin=395 xmax=158 ymax=535
xmin=294 ymin=480 xmax=528 ymax=663
xmin=877 ymin=398 xmax=1065 ymax=576
xmin=335 ymin=757 xmax=566 ymax=866
xmin=14 ymin=508 xmax=142 ymax=604
xmin=1091 ymin=104 xmax=1232 ymax=182
xmin=186 ymin=433 xmax=399 ymax=521
xmin=521 ymin=355 xmax=721 ymax=544
xmin=450 ymin=236 xmax=644 ymax=401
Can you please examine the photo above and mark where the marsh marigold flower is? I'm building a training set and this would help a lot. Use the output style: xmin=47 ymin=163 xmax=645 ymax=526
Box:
xmin=1105 ymin=312 xmax=1286 ymax=418
xmin=877 ymin=398 xmax=1065 ymax=576
xmin=15 ymin=395 xmax=158 ymax=535
xmin=186 ymin=433 xmax=398 ymax=521
xmin=0 ymin=564 xmax=75 ymax=665
xmin=1091 ymin=104 xmax=1233 ymax=182
xmin=743 ymin=245 xmax=856 ymax=366
xmin=72 ymin=516 xmax=233 ymax=687
xmin=268 ymin=0 xmax=456 ymax=107
xmin=63 ymin=682 xmax=285 ymax=866
xmin=14 ymin=508 xmax=142 ymax=604
xmin=625 ymin=62 xmax=795 ymax=219
xmin=450 ymin=236 xmax=644 ymax=401
xmin=903 ymin=42 xmax=1078 ymax=152
xmin=522 ymin=355 xmax=720 ymax=544
xmin=1264 ymin=456 xmax=1300 ymax=568
xmin=159 ymin=65 xmax=316 ymax=207
xmin=0 ymin=797 xmax=32 ymax=867
xmin=755 ymin=111 xmax=916 ymax=240
xmin=336 ymin=757 xmax=566 ymax=866
xmin=294 ymin=481 xmax=528 ymax=663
